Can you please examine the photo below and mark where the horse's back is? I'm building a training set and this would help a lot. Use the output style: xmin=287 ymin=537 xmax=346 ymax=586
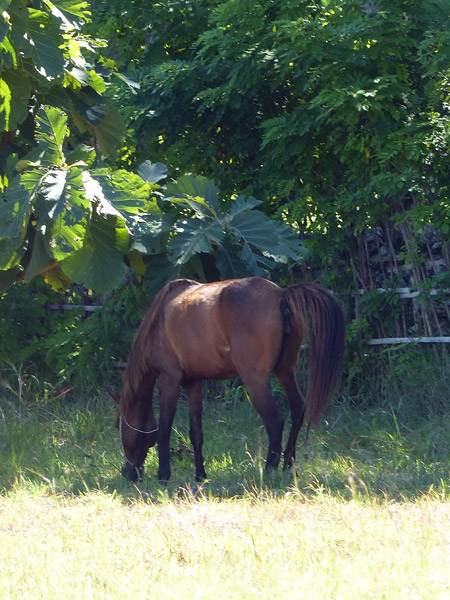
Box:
xmin=163 ymin=279 xmax=239 ymax=379
xmin=219 ymin=278 xmax=285 ymax=376
xmin=163 ymin=277 xmax=285 ymax=380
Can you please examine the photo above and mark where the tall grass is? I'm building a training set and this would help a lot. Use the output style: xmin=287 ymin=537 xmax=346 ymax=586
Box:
xmin=0 ymin=355 xmax=449 ymax=500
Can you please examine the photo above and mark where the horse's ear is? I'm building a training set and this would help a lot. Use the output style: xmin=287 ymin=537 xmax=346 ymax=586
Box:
xmin=107 ymin=387 xmax=121 ymax=404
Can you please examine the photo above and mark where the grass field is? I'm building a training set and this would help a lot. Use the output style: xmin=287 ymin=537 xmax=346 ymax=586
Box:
xmin=1 ymin=489 xmax=449 ymax=599
xmin=0 ymin=369 xmax=449 ymax=598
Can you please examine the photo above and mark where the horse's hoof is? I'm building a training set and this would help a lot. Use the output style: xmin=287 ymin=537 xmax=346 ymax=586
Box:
xmin=122 ymin=464 xmax=144 ymax=482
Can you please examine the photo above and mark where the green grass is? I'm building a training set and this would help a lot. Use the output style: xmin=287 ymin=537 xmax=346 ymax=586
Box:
xmin=0 ymin=378 xmax=448 ymax=501
xmin=0 ymin=367 xmax=449 ymax=598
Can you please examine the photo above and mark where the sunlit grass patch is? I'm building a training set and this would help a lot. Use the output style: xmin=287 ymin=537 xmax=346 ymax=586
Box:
xmin=0 ymin=487 xmax=449 ymax=599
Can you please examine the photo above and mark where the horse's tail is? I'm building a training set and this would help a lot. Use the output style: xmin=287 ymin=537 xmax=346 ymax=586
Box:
xmin=281 ymin=283 xmax=345 ymax=430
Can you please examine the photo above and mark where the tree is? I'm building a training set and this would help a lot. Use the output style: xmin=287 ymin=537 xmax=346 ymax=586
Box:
xmin=92 ymin=0 xmax=450 ymax=340
xmin=0 ymin=0 xmax=131 ymax=290
xmin=0 ymin=0 xmax=305 ymax=295
xmin=98 ymin=0 xmax=450 ymax=250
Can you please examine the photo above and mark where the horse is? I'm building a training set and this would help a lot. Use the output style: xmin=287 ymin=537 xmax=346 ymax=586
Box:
xmin=111 ymin=276 xmax=345 ymax=482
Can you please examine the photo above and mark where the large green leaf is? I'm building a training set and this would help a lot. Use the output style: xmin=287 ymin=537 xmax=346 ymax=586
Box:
xmin=34 ymin=167 xmax=89 ymax=260
xmin=0 ymin=36 xmax=16 ymax=71
xmin=82 ymin=172 xmax=123 ymax=220
xmin=24 ymin=229 xmax=50 ymax=282
xmin=0 ymin=236 xmax=25 ymax=270
xmin=46 ymin=213 xmax=87 ymax=260
xmin=168 ymin=218 xmax=224 ymax=265
xmin=131 ymin=213 xmax=173 ymax=256
xmin=35 ymin=106 xmax=67 ymax=166
xmin=165 ymin=174 xmax=220 ymax=216
xmin=268 ymin=225 xmax=307 ymax=263
xmin=42 ymin=262 xmax=74 ymax=290
xmin=71 ymin=93 xmax=126 ymax=155
xmin=0 ymin=76 xmax=11 ymax=132
xmin=0 ymin=69 xmax=32 ymax=130
xmin=26 ymin=9 xmax=65 ymax=80
xmin=66 ymin=143 xmax=96 ymax=167
xmin=143 ymin=253 xmax=205 ymax=299
xmin=215 ymin=238 xmax=253 ymax=279
xmin=61 ymin=213 xmax=128 ymax=293
xmin=229 ymin=210 xmax=303 ymax=261
xmin=227 ymin=195 xmax=262 ymax=215
xmin=40 ymin=169 xmax=69 ymax=216
xmin=16 ymin=169 xmax=47 ymax=200
xmin=88 ymin=169 xmax=160 ymax=222
xmin=240 ymin=242 xmax=265 ymax=276
xmin=0 ymin=185 xmax=32 ymax=268
xmin=52 ymin=0 xmax=91 ymax=26
xmin=7 ymin=0 xmax=28 ymax=44
xmin=229 ymin=210 xmax=278 ymax=247
xmin=40 ymin=167 xmax=88 ymax=217
xmin=138 ymin=160 xmax=168 ymax=183
xmin=0 ymin=4 xmax=11 ymax=45
xmin=0 ymin=185 xmax=31 ymax=240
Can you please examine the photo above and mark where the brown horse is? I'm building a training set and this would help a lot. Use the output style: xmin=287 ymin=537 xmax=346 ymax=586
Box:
xmin=112 ymin=277 xmax=345 ymax=482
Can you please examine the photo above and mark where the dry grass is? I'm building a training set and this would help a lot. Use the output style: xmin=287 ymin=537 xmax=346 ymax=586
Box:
xmin=0 ymin=489 xmax=449 ymax=599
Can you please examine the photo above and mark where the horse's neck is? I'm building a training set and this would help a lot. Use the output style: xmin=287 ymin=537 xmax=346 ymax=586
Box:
xmin=122 ymin=365 xmax=155 ymax=415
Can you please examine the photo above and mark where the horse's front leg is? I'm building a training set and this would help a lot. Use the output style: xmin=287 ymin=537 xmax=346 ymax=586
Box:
xmin=185 ymin=379 xmax=207 ymax=481
xmin=157 ymin=374 xmax=180 ymax=481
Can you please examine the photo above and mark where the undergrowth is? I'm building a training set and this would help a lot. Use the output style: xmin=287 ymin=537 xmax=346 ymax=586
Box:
xmin=0 ymin=349 xmax=449 ymax=502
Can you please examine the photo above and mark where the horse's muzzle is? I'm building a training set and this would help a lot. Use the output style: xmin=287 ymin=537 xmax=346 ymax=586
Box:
xmin=121 ymin=463 xmax=144 ymax=482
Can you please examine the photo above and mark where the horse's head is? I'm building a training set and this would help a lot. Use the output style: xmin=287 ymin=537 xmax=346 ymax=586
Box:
xmin=108 ymin=388 xmax=158 ymax=481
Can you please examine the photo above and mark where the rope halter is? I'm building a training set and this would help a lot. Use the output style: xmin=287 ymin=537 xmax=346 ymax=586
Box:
xmin=119 ymin=416 xmax=159 ymax=480
xmin=121 ymin=416 xmax=159 ymax=435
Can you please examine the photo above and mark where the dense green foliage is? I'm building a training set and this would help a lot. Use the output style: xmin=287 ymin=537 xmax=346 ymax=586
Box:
xmin=0 ymin=0 xmax=303 ymax=296
xmin=91 ymin=1 xmax=450 ymax=279
xmin=0 ymin=280 xmax=144 ymax=384
xmin=0 ymin=0 xmax=136 ymax=291
xmin=85 ymin=0 xmax=450 ymax=346
xmin=1 ymin=0 xmax=450 ymax=387
xmin=91 ymin=0 xmax=450 ymax=218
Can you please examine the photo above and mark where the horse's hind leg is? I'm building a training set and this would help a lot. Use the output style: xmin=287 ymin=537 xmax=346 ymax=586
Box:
xmin=185 ymin=379 xmax=207 ymax=482
xmin=242 ymin=376 xmax=284 ymax=470
xmin=274 ymin=366 xmax=306 ymax=469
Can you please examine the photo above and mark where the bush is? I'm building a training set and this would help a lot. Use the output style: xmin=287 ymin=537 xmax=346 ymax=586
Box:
xmin=0 ymin=278 xmax=146 ymax=388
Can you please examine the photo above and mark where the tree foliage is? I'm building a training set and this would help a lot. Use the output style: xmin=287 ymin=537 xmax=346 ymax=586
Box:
xmin=95 ymin=0 xmax=450 ymax=262
xmin=0 ymin=0 xmax=128 ymax=159
xmin=3 ymin=0 xmax=450 ymax=344
xmin=0 ymin=103 xmax=303 ymax=293
xmin=86 ymin=0 xmax=450 ymax=346
xmin=0 ymin=0 xmax=305 ymax=294
xmin=2 ymin=0 xmax=450 ymax=386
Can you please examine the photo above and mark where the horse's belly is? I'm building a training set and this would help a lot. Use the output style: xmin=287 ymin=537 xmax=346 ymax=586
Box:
xmin=179 ymin=343 xmax=237 ymax=380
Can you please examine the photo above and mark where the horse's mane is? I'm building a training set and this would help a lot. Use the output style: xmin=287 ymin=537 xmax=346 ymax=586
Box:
xmin=120 ymin=279 xmax=198 ymax=415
